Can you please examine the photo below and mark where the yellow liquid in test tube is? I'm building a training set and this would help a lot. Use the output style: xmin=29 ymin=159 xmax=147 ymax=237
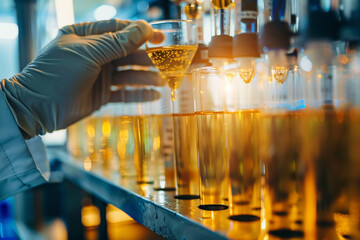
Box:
xmin=196 ymin=111 xmax=228 ymax=206
xmin=349 ymin=109 xmax=360 ymax=240
xmin=260 ymin=111 xmax=304 ymax=236
xmin=116 ymin=116 xmax=137 ymax=177
xmin=133 ymin=115 xmax=154 ymax=184
xmin=151 ymin=114 xmax=176 ymax=190
xmin=173 ymin=113 xmax=200 ymax=197
xmin=226 ymin=110 xmax=261 ymax=217
xmin=301 ymin=107 xmax=351 ymax=239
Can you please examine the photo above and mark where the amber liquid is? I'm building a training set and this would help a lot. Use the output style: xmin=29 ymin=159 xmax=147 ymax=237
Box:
xmin=133 ymin=115 xmax=155 ymax=184
xmin=132 ymin=114 xmax=175 ymax=186
xmin=173 ymin=113 xmax=200 ymax=197
xmin=98 ymin=117 xmax=115 ymax=170
xmin=302 ymin=107 xmax=351 ymax=240
xmin=211 ymin=0 xmax=232 ymax=9
xmin=349 ymin=109 xmax=360 ymax=240
xmin=196 ymin=111 xmax=228 ymax=206
xmin=226 ymin=110 xmax=261 ymax=218
xmin=260 ymin=111 xmax=304 ymax=236
xmin=84 ymin=117 xmax=97 ymax=165
xmin=185 ymin=3 xmax=201 ymax=19
xmin=147 ymin=45 xmax=197 ymax=100
xmin=151 ymin=114 xmax=176 ymax=190
xmin=115 ymin=116 xmax=137 ymax=177
xmin=67 ymin=122 xmax=83 ymax=158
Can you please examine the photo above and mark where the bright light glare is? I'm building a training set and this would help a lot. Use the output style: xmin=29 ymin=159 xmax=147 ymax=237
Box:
xmin=94 ymin=4 xmax=117 ymax=21
xmin=0 ymin=23 xmax=18 ymax=39
xmin=300 ymin=56 xmax=313 ymax=72
xmin=41 ymin=129 xmax=67 ymax=146
xmin=55 ymin=0 xmax=75 ymax=28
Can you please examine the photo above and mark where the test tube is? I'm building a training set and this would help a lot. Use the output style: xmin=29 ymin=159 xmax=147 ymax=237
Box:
xmin=260 ymin=11 xmax=305 ymax=237
xmin=347 ymin=46 xmax=360 ymax=240
xmin=299 ymin=1 xmax=351 ymax=239
xmin=224 ymin=62 xmax=262 ymax=223
xmin=229 ymin=1 xmax=262 ymax=222
xmin=193 ymin=67 xmax=229 ymax=210
xmin=133 ymin=101 xmax=155 ymax=184
xmin=113 ymin=104 xmax=137 ymax=178
xmin=301 ymin=56 xmax=351 ymax=240
xmin=172 ymin=74 xmax=200 ymax=199
xmin=342 ymin=2 xmax=360 ymax=238
xmin=151 ymin=86 xmax=176 ymax=191
xmin=260 ymin=58 xmax=305 ymax=238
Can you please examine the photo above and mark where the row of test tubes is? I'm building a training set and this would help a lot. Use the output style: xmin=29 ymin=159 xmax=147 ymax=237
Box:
xmin=68 ymin=48 xmax=360 ymax=238
xmin=67 ymin=0 xmax=360 ymax=239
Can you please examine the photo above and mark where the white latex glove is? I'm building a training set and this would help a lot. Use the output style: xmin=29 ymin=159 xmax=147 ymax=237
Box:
xmin=0 ymin=19 xmax=163 ymax=138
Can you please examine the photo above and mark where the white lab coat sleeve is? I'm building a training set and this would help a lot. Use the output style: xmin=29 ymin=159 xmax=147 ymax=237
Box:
xmin=0 ymin=90 xmax=50 ymax=201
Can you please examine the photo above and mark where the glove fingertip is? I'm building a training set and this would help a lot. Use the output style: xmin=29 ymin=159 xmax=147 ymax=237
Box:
xmin=113 ymin=20 xmax=153 ymax=57
xmin=133 ymin=20 xmax=153 ymax=40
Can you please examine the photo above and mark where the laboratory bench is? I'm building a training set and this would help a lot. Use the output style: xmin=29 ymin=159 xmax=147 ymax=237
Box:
xmin=47 ymin=148 xmax=261 ymax=240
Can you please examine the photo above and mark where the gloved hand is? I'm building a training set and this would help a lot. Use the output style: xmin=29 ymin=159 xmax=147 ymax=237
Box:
xmin=0 ymin=19 xmax=164 ymax=138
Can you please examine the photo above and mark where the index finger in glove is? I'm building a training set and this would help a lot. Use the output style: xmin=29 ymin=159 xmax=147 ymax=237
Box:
xmin=60 ymin=19 xmax=132 ymax=36
xmin=84 ymin=20 xmax=153 ymax=64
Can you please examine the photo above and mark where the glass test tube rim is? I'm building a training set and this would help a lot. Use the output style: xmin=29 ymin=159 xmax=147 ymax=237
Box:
xmin=147 ymin=19 xmax=198 ymax=48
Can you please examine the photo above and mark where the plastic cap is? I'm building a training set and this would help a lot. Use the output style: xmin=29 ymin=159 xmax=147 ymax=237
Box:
xmin=208 ymin=35 xmax=233 ymax=58
xmin=233 ymin=33 xmax=260 ymax=58
xmin=241 ymin=0 xmax=257 ymax=12
xmin=261 ymin=21 xmax=291 ymax=50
